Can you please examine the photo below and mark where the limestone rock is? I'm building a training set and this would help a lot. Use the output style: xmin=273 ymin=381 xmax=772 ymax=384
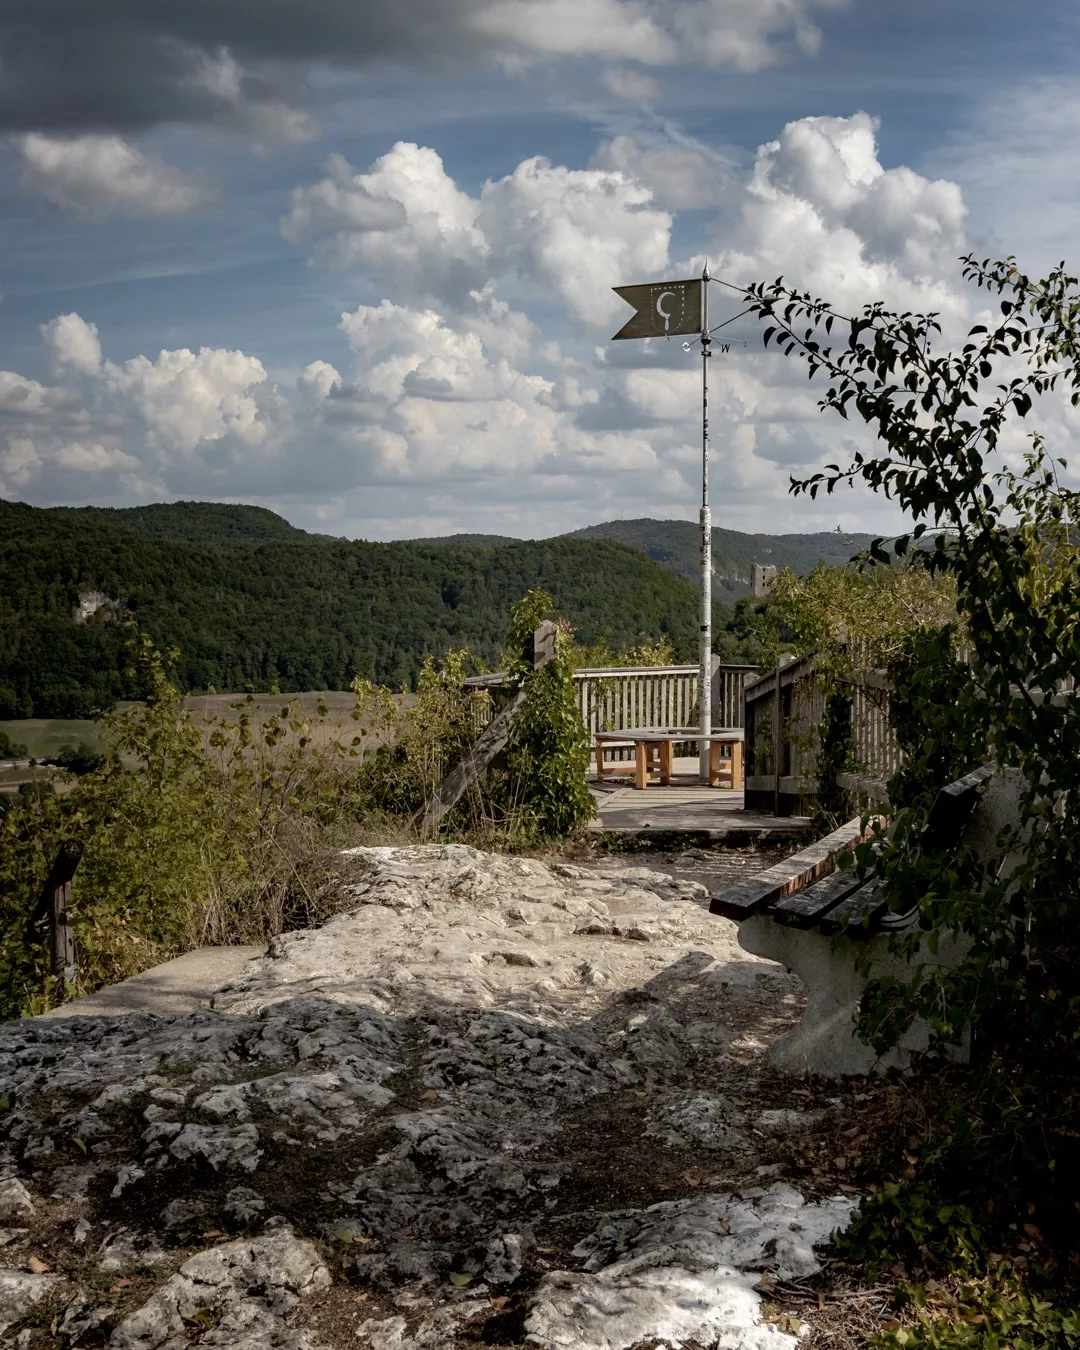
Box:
xmin=225 ymin=1186 xmax=266 ymax=1223
xmin=0 ymin=845 xmax=809 ymax=1350
xmin=645 ymin=1091 xmax=748 ymax=1149
xmin=0 ymin=1178 xmax=35 ymax=1221
xmin=109 ymin=1230 xmax=330 ymax=1349
xmin=168 ymin=1123 xmax=262 ymax=1172
xmin=0 ymin=1268 xmax=63 ymax=1335
xmin=526 ymin=1185 xmax=857 ymax=1350
xmin=97 ymin=1228 xmax=170 ymax=1273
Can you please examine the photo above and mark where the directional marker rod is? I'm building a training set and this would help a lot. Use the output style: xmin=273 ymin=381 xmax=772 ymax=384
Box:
xmin=699 ymin=265 xmax=712 ymax=783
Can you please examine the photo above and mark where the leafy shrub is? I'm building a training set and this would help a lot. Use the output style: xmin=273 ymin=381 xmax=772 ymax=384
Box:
xmin=0 ymin=729 xmax=28 ymax=759
xmin=0 ymin=638 xmax=393 ymax=1018
xmin=0 ymin=590 xmax=601 ymax=1018
xmin=744 ymin=254 xmax=1080 ymax=1338
xmin=48 ymin=742 xmax=104 ymax=775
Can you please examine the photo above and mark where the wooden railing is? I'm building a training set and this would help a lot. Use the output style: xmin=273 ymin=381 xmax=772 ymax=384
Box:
xmin=465 ymin=662 xmax=760 ymax=740
xmin=572 ymin=662 xmax=758 ymax=735
xmin=743 ymin=651 xmax=900 ymax=814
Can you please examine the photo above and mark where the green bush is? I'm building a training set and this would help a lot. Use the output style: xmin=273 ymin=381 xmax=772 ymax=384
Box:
xmin=0 ymin=728 xmax=28 ymax=759
xmin=745 ymin=254 xmax=1080 ymax=1341
xmin=0 ymin=591 xmax=601 ymax=1018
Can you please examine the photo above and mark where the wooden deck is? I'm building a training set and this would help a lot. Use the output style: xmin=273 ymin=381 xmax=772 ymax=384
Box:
xmin=589 ymin=757 xmax=810 ymax=841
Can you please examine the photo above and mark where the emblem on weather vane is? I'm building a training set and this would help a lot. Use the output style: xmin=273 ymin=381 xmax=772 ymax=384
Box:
xmin=611 ymin=278 xmax=702 ymax=341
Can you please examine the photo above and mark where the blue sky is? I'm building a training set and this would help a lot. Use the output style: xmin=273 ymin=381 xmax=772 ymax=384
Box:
xmin=0 ymin=0 xmax=1077 ymax=539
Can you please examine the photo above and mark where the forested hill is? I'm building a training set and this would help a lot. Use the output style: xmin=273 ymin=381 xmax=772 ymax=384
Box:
xmin=564 ymin=520 xmax=879 ymax=599
xmin=418 ymin=519 xmax=879 ymax=600
xmin=54 ymin=500 xmax=314 ymax=546
xmin=0 ymin=499 xmax=744 ymax=718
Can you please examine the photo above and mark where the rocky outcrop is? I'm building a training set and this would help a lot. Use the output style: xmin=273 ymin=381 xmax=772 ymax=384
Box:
xmin=0 ymin=844 xmax=850 ymax=1349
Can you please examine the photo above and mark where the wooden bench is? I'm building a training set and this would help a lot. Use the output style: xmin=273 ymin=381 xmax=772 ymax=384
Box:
xmin=594 ymin=728 xmax=744 ymax=790
xmin=708 ymin=765 xmax=1001 ymax=1075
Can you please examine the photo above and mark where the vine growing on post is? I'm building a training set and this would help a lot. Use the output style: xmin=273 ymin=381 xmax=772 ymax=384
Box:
xmin=756 ymin=563 xmax=956 ymax=827
xmin=740 ymin=257 xmax=1080 ymax=1337
xmin=499 ymin=589 xmax=595 ymax=841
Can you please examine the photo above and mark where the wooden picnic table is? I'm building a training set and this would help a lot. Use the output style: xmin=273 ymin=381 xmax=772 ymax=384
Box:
xmin=594 ymin=727 xmax=744 ymax=791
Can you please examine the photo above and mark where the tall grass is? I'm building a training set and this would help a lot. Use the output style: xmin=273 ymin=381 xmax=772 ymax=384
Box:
xmin=0 ymin=601 xmax=597 ymax=1019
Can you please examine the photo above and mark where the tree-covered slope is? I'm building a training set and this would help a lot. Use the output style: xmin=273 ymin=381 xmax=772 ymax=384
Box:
xmin=0 ymin=500 xmax=731 ymax=717
xmin=410 ymin=533 xmax=521 ymax=548
xmin=60 ymin=500 xmax=312 ymax=547
xmin=565 ymin=519 xmax=880 ymax=599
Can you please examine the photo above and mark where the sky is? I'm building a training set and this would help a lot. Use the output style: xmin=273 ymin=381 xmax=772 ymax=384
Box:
xmin=0 ymin=0 xmax=1078 ymax=541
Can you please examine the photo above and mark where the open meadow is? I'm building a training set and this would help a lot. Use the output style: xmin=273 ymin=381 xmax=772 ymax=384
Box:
xmin=0 ymin=691 xmax=404 ymax=794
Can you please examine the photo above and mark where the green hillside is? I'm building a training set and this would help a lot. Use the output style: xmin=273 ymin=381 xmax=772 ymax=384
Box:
xmin=63 ymin=500 xmax=310 ymax=547
xmin=415 ymin=519 xmax=879 ymax=600
xmin=413 ymin=533 xmax=521 ymax=548
xmin=565 ymin=519 xmax=879 ymax=599
xmin=0 ymin=499 xmax=744 ymax=718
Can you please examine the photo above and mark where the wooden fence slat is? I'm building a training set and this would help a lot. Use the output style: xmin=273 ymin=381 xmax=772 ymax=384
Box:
xmin=32 ymin=839 xmax=83 ymax=993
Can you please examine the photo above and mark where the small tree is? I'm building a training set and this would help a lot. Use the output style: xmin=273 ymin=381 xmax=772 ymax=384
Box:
xmin=499 ymin=589 xmax=595 ymax=841
xmin=743 ymin=256 xmax=1080 ymax=1309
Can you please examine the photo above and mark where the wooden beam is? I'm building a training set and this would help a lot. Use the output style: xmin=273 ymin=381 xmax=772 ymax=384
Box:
xmin=709 ymin=814 xmax=878 ymax=920
xmin=923 ymin=762 xmax=996 ymax=850
xmin=836 ymin=772 xmax=891 ymax=804
xmin=818 ymin=876 xmax=888 ymax=935
xmin=34 ymin=839 xmax=83 ymax=990
xmin=771 ymin=864 xmax=867 ymax=927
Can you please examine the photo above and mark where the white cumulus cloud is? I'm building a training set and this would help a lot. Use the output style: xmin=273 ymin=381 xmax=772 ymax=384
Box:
xmin=7 ymin=111 xmax=1043 ymax=539
xmin=283 ymin=142 xmax=671 ymax=325
xmin=282 ymin=144 xmax=485 ymax=304
xmin=103 ymin=346 xmax=270 ymax=454
xmin=41 ymin=313 xmax=102 ymax=376
xmin=714 ymin=112 xmax=969 ymax=318
xmin=600 ymin=66 xmax=663 ymax=101
xmin=10 ymin=132 xmax=213 ymax=219
xmin=590 ymin=134 xmax=732 ymax=210
xmin=474 ymin=0 xmax=851 ymax=71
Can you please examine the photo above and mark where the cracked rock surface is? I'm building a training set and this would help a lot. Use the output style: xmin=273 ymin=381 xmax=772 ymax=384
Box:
xmin=0 ymin=844 xmax=853 ymax=1348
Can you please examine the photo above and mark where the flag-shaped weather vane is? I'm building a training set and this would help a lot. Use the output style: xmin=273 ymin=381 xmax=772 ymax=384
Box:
xmin=611 ymin=266 xmax=718 ymax=783
xmin=611 ymin=277 xmax=703 ymax=341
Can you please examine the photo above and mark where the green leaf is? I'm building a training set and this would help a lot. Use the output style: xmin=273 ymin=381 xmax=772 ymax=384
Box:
xmin=449 ymin=1271 xmax=474 ymax=1287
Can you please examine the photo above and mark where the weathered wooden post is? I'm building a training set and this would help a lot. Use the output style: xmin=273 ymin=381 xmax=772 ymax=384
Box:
xmin=413 ymin=621 xmax=558 ymax=836
xmin=37 ymin=839 xmax=83 ymax=997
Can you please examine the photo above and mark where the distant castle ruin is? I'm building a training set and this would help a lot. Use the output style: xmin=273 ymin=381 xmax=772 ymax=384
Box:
xmin=750 ymin=563 xmax=777 ymax=597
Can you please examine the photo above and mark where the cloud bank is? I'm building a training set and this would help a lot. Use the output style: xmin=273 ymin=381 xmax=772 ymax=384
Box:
xmin=0 ymin=0 xmax=850 ymax=140
xmin=2 ymin=111 xmax=1023 ymax=540
xmin=11 ymin=132 xmax=213 ymax=218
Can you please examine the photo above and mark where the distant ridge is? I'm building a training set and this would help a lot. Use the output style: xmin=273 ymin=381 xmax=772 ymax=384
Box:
xmin=0 ymin=498 xmax=884 ymax=717
xmin=413 ymin=533 xmax=520 ymax=549
xmin=0 ymin=499 xmax=726 ymax=717
xmin=62 ymin=500 xmax=311 ymax=547
xmin=419 ymin=518 xmax=878 ymax=599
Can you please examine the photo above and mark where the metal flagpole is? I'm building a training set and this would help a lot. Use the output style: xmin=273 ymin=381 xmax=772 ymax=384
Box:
xmin=698 ymin=264 xmax=712 ymax=784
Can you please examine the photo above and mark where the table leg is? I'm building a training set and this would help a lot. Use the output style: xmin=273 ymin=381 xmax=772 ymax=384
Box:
xmin=731 ymin=739 xmax=744 ymax=791
xmin=709 ymin=741 xmax=720 ymax=787
xmin=634 ymin=741 xmax=648 ymax=790
xmin=659 ymin=740 xmax=672 ymax=784
xmin=595 ymin=741 xmax=605 ymax=782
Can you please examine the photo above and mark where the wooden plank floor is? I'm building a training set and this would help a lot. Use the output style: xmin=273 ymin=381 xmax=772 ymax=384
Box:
xmin=589 ymin=757 xmax=810 ymax=839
